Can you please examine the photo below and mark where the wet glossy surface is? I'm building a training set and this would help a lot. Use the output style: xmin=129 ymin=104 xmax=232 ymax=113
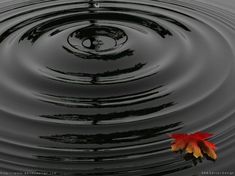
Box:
xmin=0 ymin=0 xmax=235 ymax=175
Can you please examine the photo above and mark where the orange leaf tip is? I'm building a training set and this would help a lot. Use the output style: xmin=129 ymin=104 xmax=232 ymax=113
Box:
xmin=170 ymin=132 xmax=217 ymax=160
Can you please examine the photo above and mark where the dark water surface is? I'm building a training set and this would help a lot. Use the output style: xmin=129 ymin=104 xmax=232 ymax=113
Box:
xmin=0 ymin=0 xmax=235 ymax=175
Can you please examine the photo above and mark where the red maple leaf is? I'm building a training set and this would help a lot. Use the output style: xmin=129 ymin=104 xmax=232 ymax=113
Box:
xmin=170 ymin=132 xmax=217 ymax=160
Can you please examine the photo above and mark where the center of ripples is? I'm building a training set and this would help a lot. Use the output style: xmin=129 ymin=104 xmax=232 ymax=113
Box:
xmin=68 ymin=26 xmax=128 ymax=53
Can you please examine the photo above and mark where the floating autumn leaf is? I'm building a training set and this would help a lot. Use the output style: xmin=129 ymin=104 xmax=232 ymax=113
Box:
xmin=170 ymin=132 xmax=217 ymax=161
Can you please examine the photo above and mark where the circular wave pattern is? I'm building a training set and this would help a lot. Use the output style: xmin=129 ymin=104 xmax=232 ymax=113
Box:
xmin=0 ymin=0 xmax=235 ymax=175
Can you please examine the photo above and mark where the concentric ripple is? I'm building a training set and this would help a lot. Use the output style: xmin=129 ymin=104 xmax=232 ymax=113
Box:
xmin=0 ymin=0 xmax=235 ymax=175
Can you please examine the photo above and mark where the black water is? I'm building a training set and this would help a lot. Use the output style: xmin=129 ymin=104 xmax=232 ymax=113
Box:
xmin=0 ymin=0 xmax=235 ymax=175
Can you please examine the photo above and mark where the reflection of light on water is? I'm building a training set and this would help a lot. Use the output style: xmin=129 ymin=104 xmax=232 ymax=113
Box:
xmin=90 ymin=0 xmax=100 ymax=8
xmin=94 ymin=2 xmax=100 ymax=8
